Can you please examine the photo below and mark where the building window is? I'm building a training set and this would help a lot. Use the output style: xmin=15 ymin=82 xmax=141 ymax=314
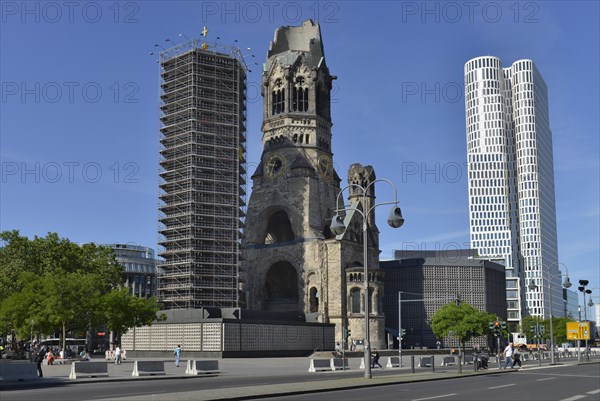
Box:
xmin=350 ymin=288 xmax=361 ymax=313
xmin=292 ymin=76 xmax=308 ymax=112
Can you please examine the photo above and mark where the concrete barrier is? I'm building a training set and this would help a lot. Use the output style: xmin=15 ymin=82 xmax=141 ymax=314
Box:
xmin=359 ymin=357 xmax=375 ymax=369
xmin=131 ymin=360 xmax=166 ymax=376
xmin=308 ymin=359 xmax=332 ymax=372
xmin=441 ymin=356 xmax=456 ymax=366
xmin=386 ymin=356 xmax=401 ymax=368
xmin=0 ymin=362 xmax=39 ymax=381
xmin=330 ymin=358 xmax=349 ymax=371
xmin=418 ymin=357 xmax=432 ymax=367
xmin=69 ymin=361 xmax=109 ymax=379
xmin=185 ymin=360 xmax=220 ymax=375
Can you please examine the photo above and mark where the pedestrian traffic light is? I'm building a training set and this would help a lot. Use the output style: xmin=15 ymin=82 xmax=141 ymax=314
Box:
xmin=399 ymin=328 xmax=406 ymax=339
xmin=347 ymin=328 xmax=351 ymax=338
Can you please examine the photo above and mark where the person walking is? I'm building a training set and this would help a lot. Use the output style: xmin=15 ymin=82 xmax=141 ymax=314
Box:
xmin=503 ymin=342 xmax=514 ymax=369
xmin=371 ymin=348 xmax=383 ymax=368
xmin=512 ymin=345 xmax=522 ymax=369
xmin=174 ymin=344 xmax=182 ymax=367
xmin=115 ymin=345 xmax=122 ymax=365
xmin=34 ymin=344 xmax=45 ymax=377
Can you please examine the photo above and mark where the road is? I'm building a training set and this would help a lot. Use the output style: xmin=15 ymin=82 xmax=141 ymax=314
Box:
xmin=1 ymin=361 xmax=598 ymax=401
xmin=263 ymin=364 xmax=600 ymax=401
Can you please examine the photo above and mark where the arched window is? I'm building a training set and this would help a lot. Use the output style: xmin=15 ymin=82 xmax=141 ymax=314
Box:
xmin=264 ymin=261 xmax=299 ymax=312
xmin=292 ymin=76 xmax=308 ymax=112
xmin=309 ymin=287 xmax=319 ymax=313
xmin=263 ymin=211 xmax=295 ymax=244
xmin=271 ymin=79 xmax=285 ymax=115
xmin=350 ymin=288 xmax=361 ymax=313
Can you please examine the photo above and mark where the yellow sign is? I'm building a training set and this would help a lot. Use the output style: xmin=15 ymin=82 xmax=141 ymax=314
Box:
xmin=566 ymin=322 xmax=590 ymax=340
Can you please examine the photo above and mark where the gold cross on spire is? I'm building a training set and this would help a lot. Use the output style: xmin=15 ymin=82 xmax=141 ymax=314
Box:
xmin=201 ymin=26 xmax=208 ymax=37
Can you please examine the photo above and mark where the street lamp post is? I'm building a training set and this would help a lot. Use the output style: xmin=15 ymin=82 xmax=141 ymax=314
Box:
xmin=578 ymin=281 xmax=593 ymax=361
xmin=528 ymin=268 xmax=572 ymax=365
xmin=330 ymin=179 xmax=404 ymax=379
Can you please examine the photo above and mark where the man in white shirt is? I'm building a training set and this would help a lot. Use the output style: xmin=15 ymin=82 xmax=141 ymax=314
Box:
xmin=115 ymin=345 xmax=122 ymax=365
xmin=503 ymin=343 xmax=514 ymax=369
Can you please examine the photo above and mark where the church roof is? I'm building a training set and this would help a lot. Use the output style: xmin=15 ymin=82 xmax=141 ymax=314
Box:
xmin=335 ymin=198 xmax=361 ymax=241
xmin=251 ymin=160 xmax=264 ymax=178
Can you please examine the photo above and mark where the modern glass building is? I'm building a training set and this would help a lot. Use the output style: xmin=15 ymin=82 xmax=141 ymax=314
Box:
xmin=109 ymin=243 xmax=157 ymax=298
xmin=464 ymin=57 xmax=564 ymax=328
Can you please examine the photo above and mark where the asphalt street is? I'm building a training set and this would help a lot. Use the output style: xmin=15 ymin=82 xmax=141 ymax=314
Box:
xmin=262 ymin=364 xmax=600 ymax=401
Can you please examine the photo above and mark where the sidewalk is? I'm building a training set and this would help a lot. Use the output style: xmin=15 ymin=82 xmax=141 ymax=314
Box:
xmin=2 ymin=355 xmax=598 ymax=400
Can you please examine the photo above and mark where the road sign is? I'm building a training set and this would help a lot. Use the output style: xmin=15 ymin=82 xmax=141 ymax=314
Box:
xmin=566 ymin=322 xmax=590 ymax=340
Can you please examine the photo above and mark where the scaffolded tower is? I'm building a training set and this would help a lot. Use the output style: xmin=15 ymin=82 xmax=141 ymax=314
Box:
xmin=157 ymin=39 xmax=247 ymax=309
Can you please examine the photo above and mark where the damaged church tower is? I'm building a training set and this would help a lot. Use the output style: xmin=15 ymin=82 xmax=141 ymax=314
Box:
xmin=243 ymin=20 xmax=386 ymax=348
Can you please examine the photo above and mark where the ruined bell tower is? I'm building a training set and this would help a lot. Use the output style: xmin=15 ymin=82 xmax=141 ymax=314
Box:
xmin=243 ymin=20 xmax=386 ymax=348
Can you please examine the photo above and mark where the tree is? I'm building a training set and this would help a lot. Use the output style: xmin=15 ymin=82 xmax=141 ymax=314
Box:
xmin=0 ymin=231 xmax=162 ymax=351
xmin=431 ymin=302 xmax=491 ymax=355
xmin=103 ymin=288 xmax=164 ymax=340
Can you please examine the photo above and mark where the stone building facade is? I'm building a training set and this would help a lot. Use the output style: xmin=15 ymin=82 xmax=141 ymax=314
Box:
xmin=242 ymin=20 xmax=386 ymax=348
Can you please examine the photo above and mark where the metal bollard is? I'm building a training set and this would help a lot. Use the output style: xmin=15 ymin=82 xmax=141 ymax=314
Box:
xmin=431 ymin=355 xmax=435 ymax=372
xmin=458 ymin=355 xmax=462 ymax=374
xmin=411 ymin=355 xmax=415 ymax=373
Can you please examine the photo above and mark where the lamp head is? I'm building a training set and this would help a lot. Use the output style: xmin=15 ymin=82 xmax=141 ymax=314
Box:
xmin=563 ymin=277 xmax=572 ymax=288
xmin=330 ymin=214 xmax=346 ymax=236
xmin=387 ymin=206 xmax=404 ymax=228
xmin=589 ymin=299 xmax=595 ymax=307
xmin=578 ymin=286 xmax=585 ymax=292
xmin=585 ymin=289 xmax=592 ymax=295
xmin=579 ymin=279 xmax=589 ymax=286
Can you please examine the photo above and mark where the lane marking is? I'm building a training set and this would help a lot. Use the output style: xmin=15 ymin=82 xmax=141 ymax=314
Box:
xmin=488 ymin=384 xmax=516 ymax=389
xmin=560 ymin=396 xmax=586 ymax=401
xmin=537 ymin=377 xmax=556 ymax=381
xmin=412 ymin=394 xmax=457 ymax=401
xmin=587 ymin=389 xmax=600 ymax=394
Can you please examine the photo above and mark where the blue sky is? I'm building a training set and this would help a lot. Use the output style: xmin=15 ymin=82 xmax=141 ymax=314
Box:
xmin=1 ymin=1 xmax=598 ymax=314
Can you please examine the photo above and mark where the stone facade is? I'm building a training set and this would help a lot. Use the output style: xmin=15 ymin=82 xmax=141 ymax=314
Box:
xmin=242 ymin=20 xmax=386 ymax=348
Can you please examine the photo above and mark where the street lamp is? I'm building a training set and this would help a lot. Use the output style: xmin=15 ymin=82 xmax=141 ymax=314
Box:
xmin=578 ymin=281 xmax=593 ymax=361
xmin=527 ymin=268 xmax=572 ymax=365
xmin=330 ymin=178 xmax=404 ymax=379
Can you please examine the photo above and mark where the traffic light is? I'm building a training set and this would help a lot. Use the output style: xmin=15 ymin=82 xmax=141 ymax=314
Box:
xmin=489 ymin=321 xmax=503 ymax=336
xmin=343 ymin=326 xmax=351 ymax=338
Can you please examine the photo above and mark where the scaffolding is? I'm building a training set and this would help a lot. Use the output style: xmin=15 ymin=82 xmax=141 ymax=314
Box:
xmin=157 ymin=40 xmax=247 ymax=310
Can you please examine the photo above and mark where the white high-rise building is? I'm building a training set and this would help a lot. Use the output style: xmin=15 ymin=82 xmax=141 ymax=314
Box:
xmin=464 ymin=57 xmax=564 ymax=328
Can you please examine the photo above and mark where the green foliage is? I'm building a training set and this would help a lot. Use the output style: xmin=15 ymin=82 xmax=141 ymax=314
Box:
xmin=519 ymin=315 xmax=574 ymax=344
xmin=431 ymin=302 xmax=492 ymax=352
xmin=0 ymin=230 xmax=161 ymax=343
xmin=103 ymin=288 xmax=163 ymax=336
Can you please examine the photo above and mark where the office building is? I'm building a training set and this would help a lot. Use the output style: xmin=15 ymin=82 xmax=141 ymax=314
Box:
xmin=109 ymin=243 xmax=158 ymax=298
xmin=464 ymin=57 xmax=563 ymax=328
xmin=381 ymin=249 xmax=507 ymax=349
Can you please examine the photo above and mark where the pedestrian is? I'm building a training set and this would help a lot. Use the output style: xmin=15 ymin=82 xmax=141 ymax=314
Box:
xmin=46 ymin=349 xmax=54 ymax=365
xmin=512 ymin=345 xmax=522 ymax=369
xmin=436 ymin=341 xmax=441 ymax=350
xmin=371 ymin=348 xmax=383 ymax=368
xmin=34 ymin=344 xmax=45 ymax=377
xmin=115 ymin=345 xmax=122 ymax=365
xmin=351 ymin=340 xmax=356 ymax=351
xmin=174 ymin=344 xmax=182 ymax=367
xmin=503 ymin=342 xmax=514 ymax=369
xmin=335 ymin=342 xmax=341 ymax=357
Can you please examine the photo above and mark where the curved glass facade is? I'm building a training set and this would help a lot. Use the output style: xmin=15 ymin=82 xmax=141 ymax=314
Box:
xmin=109 ymin=243 xmax=157 ymax=299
